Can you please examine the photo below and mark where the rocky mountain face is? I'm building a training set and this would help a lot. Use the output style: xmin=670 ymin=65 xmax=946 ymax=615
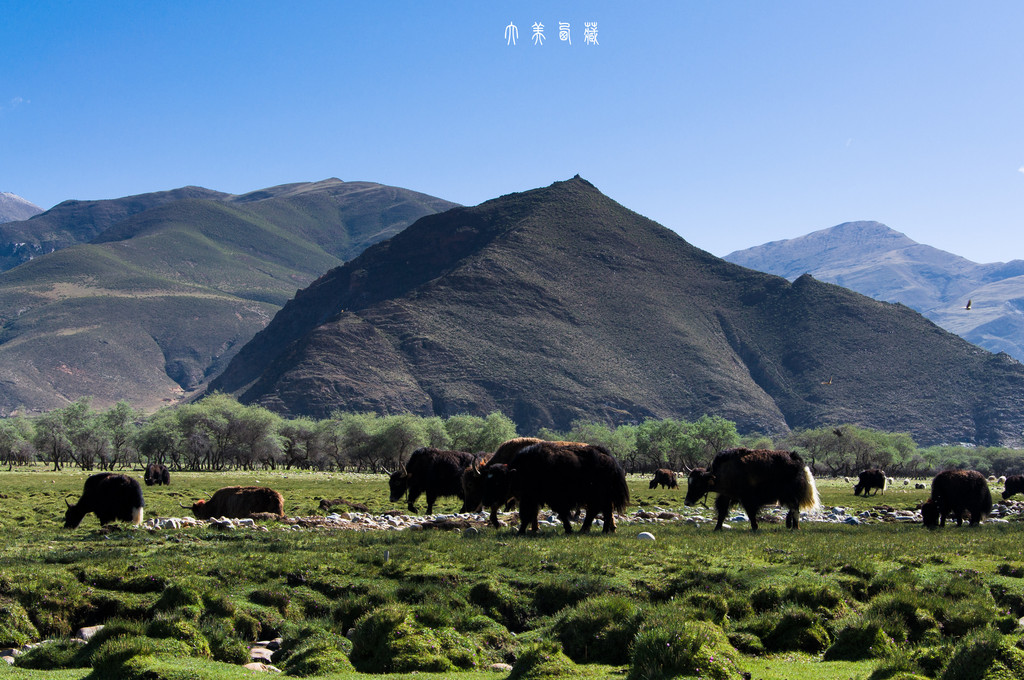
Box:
xmin=724 ymin=221 xmax=1024 ymax=361
xmin=0 ymin=180 xmax=456 ymax=414
xmin=0 ymin=192 xmax=43 ymax=224
xmin=209 ymin=179 xmax=1024 ymax=446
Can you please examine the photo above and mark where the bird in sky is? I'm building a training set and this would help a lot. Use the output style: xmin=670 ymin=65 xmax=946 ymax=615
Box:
xmin=965 ymin=299 xmax=972 ymax=310
xmin=821 ymin=377 xmax=833 ymax=385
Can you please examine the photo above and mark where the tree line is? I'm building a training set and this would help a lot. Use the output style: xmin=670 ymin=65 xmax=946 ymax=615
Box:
xmin=1 ymin=394 xmax=1021 ymax=477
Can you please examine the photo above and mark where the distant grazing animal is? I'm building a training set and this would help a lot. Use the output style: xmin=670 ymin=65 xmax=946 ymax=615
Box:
xmin=998 ymin=476 xmax=1007 ymax=484
xmin=480 ymin=441 xmax=629 ymax=535
xmin=649 ymin=468 xmax=679 ymax=490
xmin=921 ymin=470 xmax=991 ymax=528
xmin=144 ymin=462 xmax=170 ymax=486
xmin=853 ymin=469 xmax=886 ymax=496
xmin=1001 ymin=475 xmax=1024 ymax=500
xmin=683 ymin=448 xmax=820 ymax=531
xmin=461 ymin=437 xmax=587 ymax=527
xmin=187 ymin=486 xmax=284 ymax=519
xmin=64 ymin=473 xmax=144 ymax=528
xmin=390 ymin=448 xmax=477 ymax=515
xmin=915 ymin=483 xmax=926 ymax=490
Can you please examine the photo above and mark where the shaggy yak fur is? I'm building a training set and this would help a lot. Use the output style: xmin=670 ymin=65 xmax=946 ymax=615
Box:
xmin=479 ymin=441 xmax=630 ymax=535
xmin=853 ymin=469 xmax=886 ymax=496
xmin=65 ymin=472 xmax=145 ymax=528
xmin=921 ymin=470 xmax=992 ymax=528
xmin=389 ymin=448 xmax=478 ymax=515
xmin=649 ymin=468 xmax=679 ymax=490
xmin=461 ymin=438 xmax=589 ymax=527
xmin=1002 ymin=474 xmax=1024 ymax=500
xmin=683 ymin=448 xmax=820 ymax=531
xmin=144 ymin=462 xmax=171 ymax=486
xmin=188 ymin=486 xmax=284 ymax=520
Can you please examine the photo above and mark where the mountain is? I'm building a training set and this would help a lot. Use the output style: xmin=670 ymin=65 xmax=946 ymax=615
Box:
xmin=0 ymin=180 xmax=456 ymax=414
xmin=208 ymin=178 xmax=1024 ymax=446
xmin=724 ymin=221 xmax=1024 ymax=361
xmin=0 ymin=192 xmax=43 ymax=224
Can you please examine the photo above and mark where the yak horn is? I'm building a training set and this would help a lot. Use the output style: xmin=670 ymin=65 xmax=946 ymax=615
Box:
xmin=179 ymin=502 xmax=192 ymax=509
xmin=65 ymin=498 xmax=72 ymax=508
xmin=381 ymin=467 xmax=391 ymax=476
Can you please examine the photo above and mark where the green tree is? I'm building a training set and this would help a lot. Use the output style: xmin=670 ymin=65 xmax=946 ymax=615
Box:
xmin=444 ymin=412 xmax=516 ymax=453
xmin=0 ymin=417 xmax=35 ymax=467
xmin=136 ymin=409 xmax=182 ymax=468
xmin=102 ymin=401 xmax=139 ymax=470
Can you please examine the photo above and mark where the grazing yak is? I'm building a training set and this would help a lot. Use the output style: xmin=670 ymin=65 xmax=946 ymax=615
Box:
xmin=479 ymin=441 xmax=629 ymax=535
xmin=389 ymin=448 xmax=477 ymax=515
xmin=1001 ymin=475 xmax=1024 ymax=500
xmin=683 ymin=448 xmax=820 ymax=531
xmin=144 ymin=462 xmax=170 ymax=486
xmin=649 ymin=468 xmax=679 ymax=490
xmin=187 ymin=486 xmax=284 ymax=519
xmin=921 ymin=470 xmax=992 ymax=527
xmin=853 ymin=469 xmax=886 ymax=496
xmin=461 ymin=438 xmax=591 ymax=527
xmin=64 ymin=472 xmax=145 ymax=528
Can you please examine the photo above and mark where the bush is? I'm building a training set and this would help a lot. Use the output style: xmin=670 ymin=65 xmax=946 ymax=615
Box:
xmin=199 ymin=618 xmax=250 ymax=665
xmin=349 ymin=604 xmax=453 ymax=673
xmin=13 ymin=639 xmax=86 ymax=670
xmin=151 ymin=583 xmax=202 ymax=613
xmin=283 ymin=629 xmax=356 ymax=677
xmin=824 ymin=619 xmax=897 ymax=661
xmin=249 ymin=588 xmax=290 ymax=616
xmin=146 ymin=617 xmax=211 ymax=659
xmin=0 ymin=598 xmax=38 ymax=647
xmin=469 ymin=580 xmax=534 ymax=632
xmin=532 ymin=575 xmax=612 ymax=616
xmin=868 ymin=590 xmax=942 ymax=645
xmin=763 ymin=606 xmax=831 ymax=653
xmin=727 ymin=631 xmax=765 ymax=656
xmin=508 ymin=639 xmax=578 ymax=680
xmin=553 ymin=595 xmax=642 ymax=665
xmin=940 ymin=629 xmax=1024 ymax=680
xmin=628 ymin=613 xmax=743 ymax=680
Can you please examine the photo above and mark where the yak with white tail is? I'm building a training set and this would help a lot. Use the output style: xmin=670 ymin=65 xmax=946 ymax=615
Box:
xmin=683 ymin=448 xmax=820 ymax=531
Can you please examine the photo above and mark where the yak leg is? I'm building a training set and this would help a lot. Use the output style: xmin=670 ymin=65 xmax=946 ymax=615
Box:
xmin=579 ymin=506 xmax=595 ymax=533
xmin=407 ymin=487 xmax=421 ymax=514
xmin=602 ymin=506 xmax=616 ymax=533
xmin=425 ymin=492 xmax=436 ymax=516
xmin=713 ymin=495 xmax=731 ymax=531
xmin=742 ymin=501 xmax=761 ymax=531
xmin=785 ymin=506 xmax=799 ymax=529
xmin=488 ymin=505 xmax=500 ymax=528
xmin=518 ymin=501 xmax=540 ymax=535
xmin=556 ymin=505 xmax=575 ymax=534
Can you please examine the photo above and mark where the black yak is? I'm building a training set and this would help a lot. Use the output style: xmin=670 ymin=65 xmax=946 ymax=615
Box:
xmin=389 ymin=448 xmax=477 ymax=515
xmin=480 ymin=441 xmax=629 ymax=534
xmin=683 ymin=448 xmax=820 ymax=531
xmin=649 ymin=468 xmax=679 ymax=490
xmin=144 ymin=462 xmax=170 ymax=486
xmin=64 ymin=473 xmax=145 ymax=528
xmin=921 ymin=470 xmax=992 ymax=527
xmin=187 ymin=486 xmax=284 ymax=519
xmin=1001 ymin=474 xmax=1024 ymax=500
xmin=853 ymin=469 xmax=886 ymax=496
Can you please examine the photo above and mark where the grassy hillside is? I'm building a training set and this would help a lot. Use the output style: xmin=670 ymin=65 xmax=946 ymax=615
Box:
xmin=0 ymin=181 xmax=456 ymax=414
xmin=210 ymin=177 xmax=1024 ymax=446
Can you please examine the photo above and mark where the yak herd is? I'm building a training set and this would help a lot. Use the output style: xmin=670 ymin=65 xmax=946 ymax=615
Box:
xmin=60 ymin=441 xmax=1024 ymax=533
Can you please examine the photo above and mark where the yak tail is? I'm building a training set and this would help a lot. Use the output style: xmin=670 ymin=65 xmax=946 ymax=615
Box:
xmin=612 ymin=470 xmax=631 ymax=513
xmin=881 ymin=473 xmax=888 ymax=492
xmin=131 ymin=506 xmax=144 ymax=526
xmin=799 ymin=466 xmax=821 ymax=513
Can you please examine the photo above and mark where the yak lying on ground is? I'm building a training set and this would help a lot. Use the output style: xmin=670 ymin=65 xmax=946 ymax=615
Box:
xmin=187 ymin=486 xmax=284 ymax=519
xmin=64 ymin=472 xmax=145 ymax=528
xmin=390 ymin=448 xmax=477 ymax=515
xmin=649 ymin=468 xmax=679 ymax=490
xmin=853 ymin=469 xmax=886 ymax=496
xmin=480 ymin=441 xmax=630 ymax=535
xmin=144 ymin=462 xmax=170 ymax=486
xmin=683 ymin=448 xmax=820 ymax=531
xmin=921 ymin=469 xmax=991 ymax=527
xmin=1002 ymin=474 xmax=1024 ymax=500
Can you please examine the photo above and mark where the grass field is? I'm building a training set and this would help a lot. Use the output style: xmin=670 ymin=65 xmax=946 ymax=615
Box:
xmin=1 ymin=469 xmax=1022 ymax=679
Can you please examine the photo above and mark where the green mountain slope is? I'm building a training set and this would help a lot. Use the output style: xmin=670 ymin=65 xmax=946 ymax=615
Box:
xmin=0 ymin=180 xmax=457 ymax=414
xmin=209 ymin=177 xmax=1024 ymax=446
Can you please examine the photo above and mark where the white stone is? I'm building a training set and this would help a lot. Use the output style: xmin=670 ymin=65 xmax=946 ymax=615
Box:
xmin=637 ymin=532 xmax=656 ymax=541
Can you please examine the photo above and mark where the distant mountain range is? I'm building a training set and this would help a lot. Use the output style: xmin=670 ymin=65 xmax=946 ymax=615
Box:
xmin=208 ymin=179 xmax=1024 ymax=446
xmin=724 ymin=221 xmax=1024 ymax=361
xmin=0 ymin=180 xmax=456 ymax=414
xmin=0 ymin=192 xmax=42 ymax=225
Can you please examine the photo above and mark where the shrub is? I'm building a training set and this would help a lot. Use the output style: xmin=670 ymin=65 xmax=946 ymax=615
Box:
xmin=824 ymin=619 xmax=897 ymax=661
xmin=868 ymin=590 xmax=942 ymax=645
xmin=283 ymin=629 xmax=356 ymax=677
xmin=0 ymin=598 xmax=38 ymax=647
xmin=763 ymin=606 xmax=831 ymax=653
xmin=940 ymin=629 xmax=1024 ymax=680
xmin=532 ymin=575 xmax=612 ymax=616
xmin=508 ymin=639 xmax=577 ymax=680
xmin=249 ymin=588 xmax=290 ymax=616
xmin=13 ymin=639 xmax=86 ymax=670
xmin=199 ymin=618 xmax=250 ymax=665
xmin=232 ymin=609 xmax=261 ymax=641
xmin=145 ymin=617 xmax=211 ymax=659
xmin=349 ymin=604 xmax=453 ymax=673
xmin=628 ymin=610 xmax=743 ymax=680
xmin=727 ymin=631 xmax=765 ymax=656
xmin=151 ymin=583 xmax=202 ymax=613
xmin=553 ymin=595 xmax=642 ymax=665
xmin=469 ymin=580 xmax=534 ymax=632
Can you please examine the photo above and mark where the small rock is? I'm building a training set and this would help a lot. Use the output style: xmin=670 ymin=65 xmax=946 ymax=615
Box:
xmin=637 ymin=531 xmax=656 ymax=541
xmin=844 ymin=516 xmax=861 ymax=525
xmin=74 ymin=625 xmax=104 ymax=641
xmin=490 ymin=663 xmax=513 ymax=672
xmin=1 ymin=656 xmax=13 ymax=666
xmin=243 ymin=662 xmax=282 ymax=672
xmin=249 ymin=647 xmax=274 ymax=663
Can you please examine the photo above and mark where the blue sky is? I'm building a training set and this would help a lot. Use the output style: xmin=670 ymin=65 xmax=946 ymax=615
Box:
xmin=2 ymin=1 xmax=1022 ymax=263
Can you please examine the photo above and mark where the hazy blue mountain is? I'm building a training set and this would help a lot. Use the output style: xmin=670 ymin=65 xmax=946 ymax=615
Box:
xmin=725 ymin=221 xmax=1024 ymax=361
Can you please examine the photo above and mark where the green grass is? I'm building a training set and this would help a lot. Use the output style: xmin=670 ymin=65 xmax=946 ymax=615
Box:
xmin=0 ymin=469 xmax=1021 ymax=679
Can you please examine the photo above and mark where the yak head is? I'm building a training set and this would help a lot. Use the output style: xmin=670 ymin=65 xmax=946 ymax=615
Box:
xmin=188 ymin=499 xmax=211 ymax=520
xmin=683 ymin=468 xmax=714 ymax=507
xmin=920 ymin=499 xmax=940 ymax=528
xmin=460 ymin=461 xmax=485 ymax=513
xmin=63 ymin=498 xmax=86 ymax=529
xmin=388 ymin=467 xmax=410 ymax=502
xmin=480 ymin=464 xmax=512 ymax=509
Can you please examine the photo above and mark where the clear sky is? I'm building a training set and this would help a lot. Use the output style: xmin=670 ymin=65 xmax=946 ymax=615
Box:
xmin=2 ymin=1 xmax=1022 ymax=263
